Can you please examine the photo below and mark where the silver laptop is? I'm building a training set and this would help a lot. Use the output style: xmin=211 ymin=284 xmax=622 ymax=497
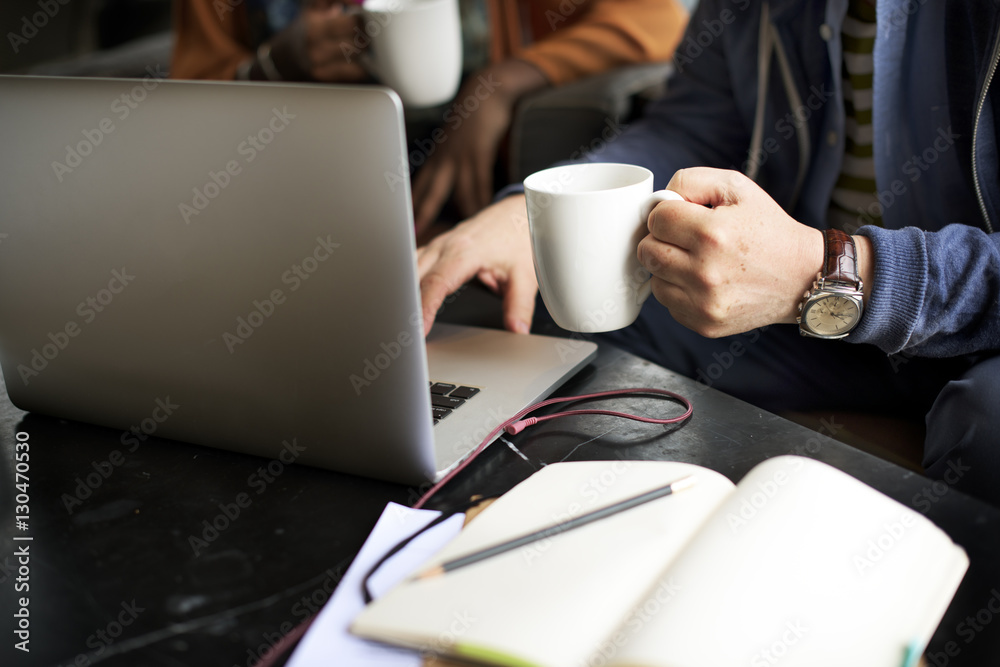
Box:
xmin=0 ymin=75 xmax=596 ymax=485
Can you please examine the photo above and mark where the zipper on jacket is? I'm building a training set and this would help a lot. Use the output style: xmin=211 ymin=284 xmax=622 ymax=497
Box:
xmin=972 ymin=26 xmax=1000 ymax=234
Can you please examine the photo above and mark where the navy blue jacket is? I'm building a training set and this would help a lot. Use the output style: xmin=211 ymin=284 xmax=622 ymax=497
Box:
xmin=581 ymin=0 xmax=1000 ymax=357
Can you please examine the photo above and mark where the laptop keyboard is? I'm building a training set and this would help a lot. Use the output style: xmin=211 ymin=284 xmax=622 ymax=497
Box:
xmin=429 ymin=382 xmax=481 ymax=425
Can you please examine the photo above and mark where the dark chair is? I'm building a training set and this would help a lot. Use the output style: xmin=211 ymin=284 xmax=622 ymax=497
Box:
xmin=507 ymin=61 xmax=675 ymax=183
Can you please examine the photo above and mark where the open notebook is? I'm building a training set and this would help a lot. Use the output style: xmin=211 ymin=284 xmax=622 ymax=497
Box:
xmin=352 ymin=456 xmax=968 ymax=667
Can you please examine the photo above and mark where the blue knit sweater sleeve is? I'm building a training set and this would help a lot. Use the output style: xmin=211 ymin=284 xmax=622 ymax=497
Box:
xmin=852 ymin=0 xmax=1000 ymax=357
xmin=853 ymin=225 xmax=1000 ymax=356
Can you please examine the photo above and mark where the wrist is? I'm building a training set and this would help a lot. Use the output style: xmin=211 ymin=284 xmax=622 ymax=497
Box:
xmin=256 ymin=42 xmax=284 ymax=80
xmin=785 ymin=226 xmax=825 ymax=323
xmin=245 ymin=23 xmax=312 ymax=81
xmin=852 ymin=234 xmax=873 ymax=306
xmin=243 ymin=43 xmax=285 ymax=81
xmin=471 ymin=59 xmax=549 ymax=108
xmin=796 ymin=229 xmax=866 ymax=339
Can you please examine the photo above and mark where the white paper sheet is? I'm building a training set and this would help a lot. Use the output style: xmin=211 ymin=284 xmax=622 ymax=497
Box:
xmin=287 ymin=502 xmax=465 ymax=667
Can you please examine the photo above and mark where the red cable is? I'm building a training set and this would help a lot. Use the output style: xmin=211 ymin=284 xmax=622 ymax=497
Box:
xmin=411 ymin=387 xmax=693 ymax=509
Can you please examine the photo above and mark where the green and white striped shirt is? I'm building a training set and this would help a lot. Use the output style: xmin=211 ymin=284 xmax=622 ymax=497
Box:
xmin=827 ymin=0 xmax=881 ymax=233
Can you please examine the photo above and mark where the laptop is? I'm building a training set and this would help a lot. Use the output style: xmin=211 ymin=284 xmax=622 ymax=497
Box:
xmin=0 ymin=75 xmax=596 ymax=485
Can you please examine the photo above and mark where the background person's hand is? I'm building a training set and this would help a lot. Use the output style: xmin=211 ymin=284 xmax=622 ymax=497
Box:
xmin=638 ymin=168 xmax=825 ymax=338
xmin=417 ymin=195 xmax=538 ymax=335
xmin=412 ymin=60 xmax=549 ymax=233
xmin=272 ymin=1 xmax=367 ymax=82
xmin=411 ymin=77 xmax=512 ymax=233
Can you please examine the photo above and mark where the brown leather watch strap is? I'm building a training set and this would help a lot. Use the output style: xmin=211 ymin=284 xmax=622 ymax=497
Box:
xmin=822 ymin=228 xmax=860 ymax=287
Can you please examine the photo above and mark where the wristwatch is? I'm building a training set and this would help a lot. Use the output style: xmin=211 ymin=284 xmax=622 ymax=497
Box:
xmin=797 ymin=228 xmax=864 ymax=339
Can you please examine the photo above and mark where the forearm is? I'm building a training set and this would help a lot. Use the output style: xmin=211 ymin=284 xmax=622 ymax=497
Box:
xmin=471 ymin=59 xmax=550 ymax=109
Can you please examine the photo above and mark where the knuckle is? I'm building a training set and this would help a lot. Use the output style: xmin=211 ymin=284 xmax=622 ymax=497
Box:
xmin=673 ymin=166 xmax=696 ymax=182
xmin=724 ymin=171 xmax=753 ymax=202
xmin=697 ymin=266 xmax=725 ymax=291
xmin=647 ymin=207 xmax=670 ymax=234
xmin=699 ymin=302 xmax=730 ymax=335
xmin=695 ymin=225 xmax=727 ymax=251
xmin=699 ymin=323 xmax=727 ymax=339
xmin=420 ymin=271 xmax=451 ymax=293
xmin=640 ymin=245 xmax=666 ymax=274
xmin=636 ymin=240 xmax=651 ymax=266
xmin=445 ymin=229 xmax=476 ymax=253
xmin=726 ymin=169 xmax=752 ymax=187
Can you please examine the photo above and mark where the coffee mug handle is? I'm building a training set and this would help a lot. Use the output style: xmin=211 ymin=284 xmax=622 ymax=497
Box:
xmin=635 ymin=189 xmax=685 ymax=305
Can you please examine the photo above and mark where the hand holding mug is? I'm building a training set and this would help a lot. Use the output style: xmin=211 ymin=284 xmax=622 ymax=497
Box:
xmin=300 ymin=2 xmax=368 ymax=82
xmin=639 ymin=167 xmax=826 ymax=338
xmin=361 ymin=0 xmax=462 ymax=108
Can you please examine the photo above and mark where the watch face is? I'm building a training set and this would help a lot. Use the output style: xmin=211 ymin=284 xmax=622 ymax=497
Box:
xmin=802 ymin=294 xmax=861 ymax=337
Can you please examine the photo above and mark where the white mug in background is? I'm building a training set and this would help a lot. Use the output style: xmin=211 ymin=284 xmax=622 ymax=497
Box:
xmin=523 ymin=163 xmax=683 ymax=333
xmin=361 ymin=0 xmax=463 ymax=108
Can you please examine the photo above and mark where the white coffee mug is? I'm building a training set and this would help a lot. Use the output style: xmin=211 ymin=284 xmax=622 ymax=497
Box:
xmin=361 ymin=0 xmax=463 ymax=108
xmin=523 ymin=163 xmax=683 ymax=333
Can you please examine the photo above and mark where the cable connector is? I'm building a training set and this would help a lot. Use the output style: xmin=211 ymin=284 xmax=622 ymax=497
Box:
xmin=505 ymin=417 xmax=539 ymax=435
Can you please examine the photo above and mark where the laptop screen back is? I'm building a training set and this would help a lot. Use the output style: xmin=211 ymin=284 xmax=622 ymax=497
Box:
xmin=0 ymin=77 xmax=439 ymax=482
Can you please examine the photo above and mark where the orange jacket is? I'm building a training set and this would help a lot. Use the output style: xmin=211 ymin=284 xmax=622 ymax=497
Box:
xmin=170 ymin=0 xmax=688 ymax=84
